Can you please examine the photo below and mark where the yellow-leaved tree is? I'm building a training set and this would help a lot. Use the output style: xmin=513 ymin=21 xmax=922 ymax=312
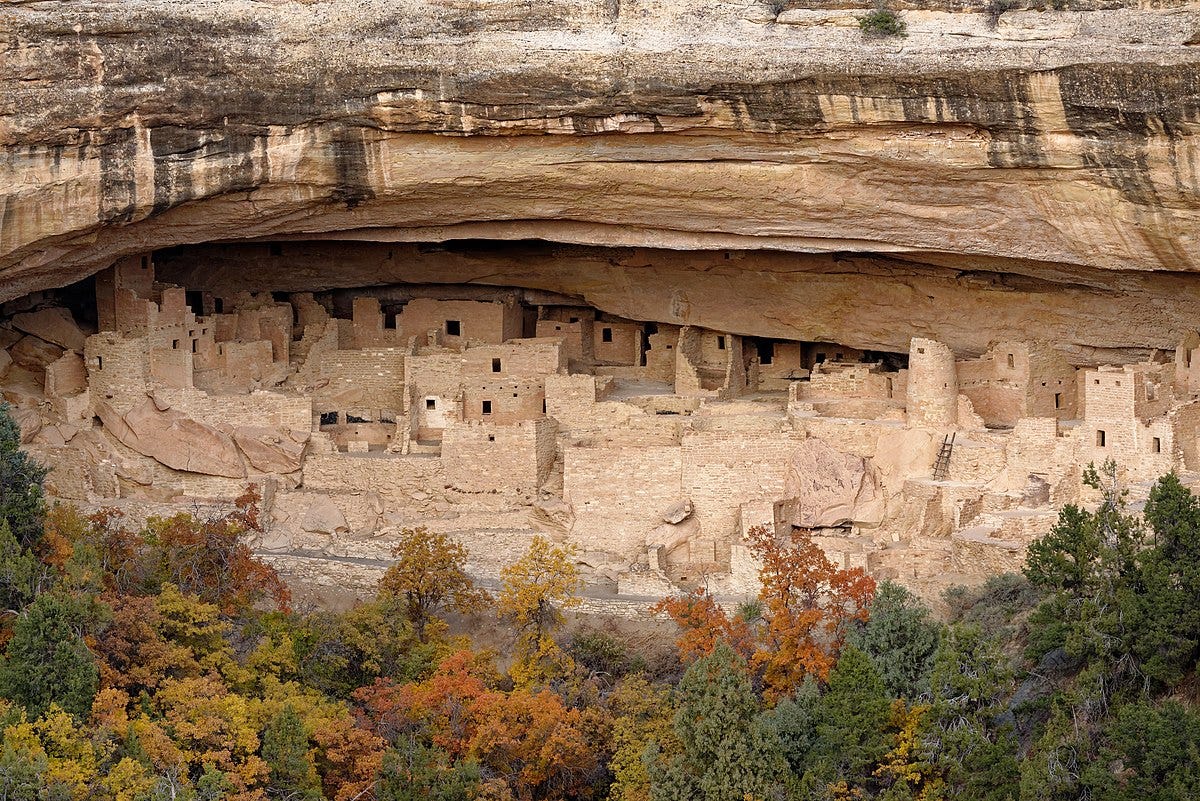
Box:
xmin=378 ymin=527 xmax=490 ymax=641
xmin=497 ymin=536 xmax=581 ymax=688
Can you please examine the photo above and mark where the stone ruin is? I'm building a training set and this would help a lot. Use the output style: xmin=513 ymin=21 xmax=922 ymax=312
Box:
xmin=6 ymin=252 xmax=1200 ymax=606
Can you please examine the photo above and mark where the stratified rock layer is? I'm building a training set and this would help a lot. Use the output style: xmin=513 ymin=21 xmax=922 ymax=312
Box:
xmin=2 ymin=0 xmax=1199 ymax=359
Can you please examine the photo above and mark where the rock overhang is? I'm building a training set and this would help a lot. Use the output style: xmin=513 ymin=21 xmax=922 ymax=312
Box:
xmin=2 ymin=0 xmax=1199 ymax=357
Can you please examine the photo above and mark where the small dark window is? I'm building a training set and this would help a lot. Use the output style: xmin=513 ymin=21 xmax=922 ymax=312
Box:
xmin=269 ymin=243 xmax=283 ymax=257
xmin=488 ymin=435 xmax=496 ymax=442
xmin=96 ymin=356 xmax=103 ymax=370
xmin=717 ymin=336 xmax=726 ymax=350
xmin=320 ymin=411 xmax=338 ymax=426
xmin=1054 ymin=393 xmax=1062 ymax=409
xmin=93 ymin=415 xmax=102 ymax=427
xmin=1007 ymin=354 xmax=1015 ymax=368
xmin=1153 ymin=437 xmax=1162 ymax=453
xmin=542 ymin=399 xmax=547 ymax=413
xmin=1094 ymin=379 xmax=1100 ymax=385
xmin=815 ymin=353 xmax=825 ymax=364
xmin=445 ymin=320 xmax=461 ymax=336
xmin=602 ymin=327 xmax=613 ymax=343
xmin=426 ymin=398 xmax=436 ymax=410
xmin=554 ymin=325 xmax=561 ymax=331
xmin=384 ymin=312 xmax=397 ymax=330
xmin=1096 ymin=430 xmax=1106 ymax=447
xmin=346 ymin=413 xmax=369 ymax=424
xmin=482 ymin=400 xmax=492 ymax=415
xmin=492 ymin=358 xmax=502 ymax=372
xmin=214 ymin=298 xmax=224 ymax=314
xmin=191 ymin=339 xmax=197 ymax=353
xmin=171 ymin=339 xmax=180 ymax=350
xmin=512 ymin=392 xmax=518 ymax=398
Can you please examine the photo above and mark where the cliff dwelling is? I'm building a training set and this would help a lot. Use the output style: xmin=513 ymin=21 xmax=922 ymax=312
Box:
xmin=5 ymin=236 xmax=1200 ymax=605
xmin=3 ymin=0 xmax=1199 ymax=607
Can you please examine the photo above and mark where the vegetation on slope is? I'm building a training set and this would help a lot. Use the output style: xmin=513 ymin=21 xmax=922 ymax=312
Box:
xmin=2 ymin=395 xmax=1200 ymax=799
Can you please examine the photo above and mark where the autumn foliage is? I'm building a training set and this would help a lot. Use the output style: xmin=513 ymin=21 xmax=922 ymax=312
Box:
xmin=655 ymin=526 xmax=876 ymax=701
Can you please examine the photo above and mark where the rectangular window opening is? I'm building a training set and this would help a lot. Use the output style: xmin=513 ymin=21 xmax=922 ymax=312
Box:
xmin=488 ymin=434 xmax=495 ymax=442
xmin=191 ymin=339 xmax=197 ymax=353
xmin=384 ymin=312 xmax=398 ymax=330
xmin=1007 ymin=353 xmax=1015 ymax=368
xmin=425 ymin=398 xmax=436 ymax=410
xmin=717 ymin=336 xmax=726 ymax=350
xmin=602 ymin=327 xmax=613 ymax=343
xmin=1153 ymin=437 xmax=1162 ymax=454
xmin=492 ymin=358 xmax=502 ymax=373
xmin=445 ymin=320 xmax=461 ymax=336
xmin=214 ymin=298 xmax=224 ymax=314
xmin=171 ymin=339 xmax=180 ymax=350
xmin=482 ymin=400 xmax=492 ymax=415
xmin=1096 ymin=430 xmax=1106 ymax=447
xmin=1054 ymin=393 xmax=1062 ymax=409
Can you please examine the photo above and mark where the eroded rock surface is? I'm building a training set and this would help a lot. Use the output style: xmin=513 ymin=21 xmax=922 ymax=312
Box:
xmin=2 ymin=0 xmax=1199 ymax=360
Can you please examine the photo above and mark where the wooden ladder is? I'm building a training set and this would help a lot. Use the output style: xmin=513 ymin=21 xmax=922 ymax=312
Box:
xmin=933 ymin=432 xmax=955 ymax=480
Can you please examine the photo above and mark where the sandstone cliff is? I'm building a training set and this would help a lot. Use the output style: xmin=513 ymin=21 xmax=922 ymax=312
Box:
xmin=2 ymin=0 xmax=1200 ymax=354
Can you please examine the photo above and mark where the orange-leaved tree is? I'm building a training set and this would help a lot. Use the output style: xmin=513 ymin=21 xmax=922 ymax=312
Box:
xmin=144 ymin=485 xmax=290 ymax=614
xmin=378 ymin=527 xmax=489 ymax=641
xmin=651 ymin=588 xmax=755 ymax=663
xmin=747 ymin=525 xmax=875 ymax=700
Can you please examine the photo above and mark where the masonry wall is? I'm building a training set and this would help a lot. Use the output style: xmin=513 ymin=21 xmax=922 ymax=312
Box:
xmin=462 ymin=379 xmax=545 ymax=424
xmin=907 ymin=338 xmax=958 ymax=428
xmin=461 ymin=338 xmax=565 ymax=378
xmin=593 ymin=321 xmax=642 ymax=366
xmin=564 ymin=444 xmax=684 ymax=558
xmin=397 ymin=298 xmax=519 ymax=345
xmin=536 ymin=320 xmax=588 ymax=362
xmin=442 ymin=419 xmax=557 ymax=494
xmin=681 ymin=430 xmax=806 ymax=560
xmin=314 ymin=348 xmax=406 ymax=412
xmin=84 ymin=333 xmax=150 ymax=413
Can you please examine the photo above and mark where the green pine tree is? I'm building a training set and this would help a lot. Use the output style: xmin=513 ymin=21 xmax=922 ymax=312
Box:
xmin=810 ymin=645 xmax=891 ymax=789
xmin=649 ymin=641 xmax=786 ymax=801
xmin=0 ymin=519 xmax=42 ymax=613
xmin=0 ymin=403 xmax=47 ymax=549
xmin=0 ymin=591 xmax=100 ymax=717
xmin=846 ymin=581 xmax=940 ymax=700
xmin=261 ymin=705 xmax=321 ymax=800
xmin=377 ymin=743 xmax=480 ymax=801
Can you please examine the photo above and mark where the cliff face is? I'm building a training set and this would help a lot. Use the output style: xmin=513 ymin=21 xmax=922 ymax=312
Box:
xmin=2 ymin=0 xmax=1200 ymax=351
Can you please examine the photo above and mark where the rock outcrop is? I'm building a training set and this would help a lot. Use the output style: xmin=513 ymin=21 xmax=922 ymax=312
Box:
xmin=2 ymin=0 xmax=1199 ymax=360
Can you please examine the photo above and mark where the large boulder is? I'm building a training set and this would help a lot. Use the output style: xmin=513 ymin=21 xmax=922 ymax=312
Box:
xmin=11 ymin=308 xmax=87 ymax=352
xmin=233 ymin=427 xmax=307 ymax=474
xmin=784 ymin=438 xmax=885 ymax=529
xmin=96 ymin=398 xmax=245 ymax=477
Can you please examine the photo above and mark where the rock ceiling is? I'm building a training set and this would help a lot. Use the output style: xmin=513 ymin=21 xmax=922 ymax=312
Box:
xmin=2 ymin=0 xmax=1199 ymax=356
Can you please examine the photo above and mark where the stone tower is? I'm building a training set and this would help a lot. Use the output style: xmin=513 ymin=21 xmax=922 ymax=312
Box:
xmin=906 ymin=337 xmax=958 ymax=428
